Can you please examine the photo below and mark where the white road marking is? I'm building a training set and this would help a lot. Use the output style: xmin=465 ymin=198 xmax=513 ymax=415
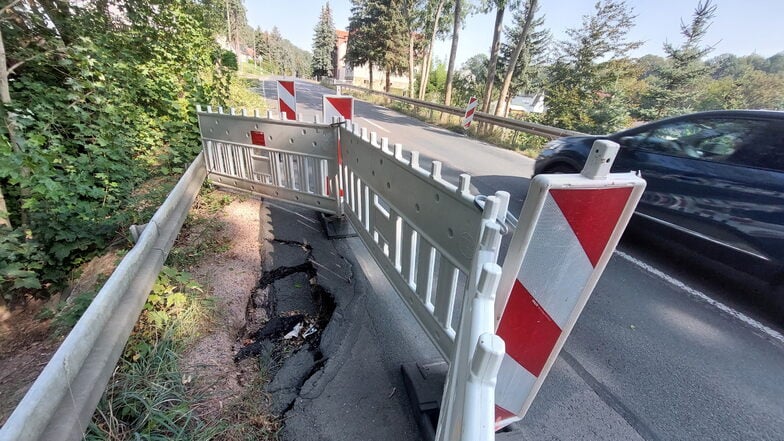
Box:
xmin=616 ymin=250 xmax=784 ymax=344
xmin=360 ymin=117 xmax=390 ymax=133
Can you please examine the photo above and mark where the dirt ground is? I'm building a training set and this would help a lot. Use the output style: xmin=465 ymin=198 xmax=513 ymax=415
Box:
xmin=0 ymin=250 xmax=122 ymax=425
xmin=178 ymin=196 xmax=270 ymax=426
xmin=0 ymin=192 xmax=266 ymax=426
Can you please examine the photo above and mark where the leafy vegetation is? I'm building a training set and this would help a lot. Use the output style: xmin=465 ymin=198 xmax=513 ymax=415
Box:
xmin=0 ymin=1 xmax=252 ymax=305
xmin=87 ymin=336 xmax=222 ymax=440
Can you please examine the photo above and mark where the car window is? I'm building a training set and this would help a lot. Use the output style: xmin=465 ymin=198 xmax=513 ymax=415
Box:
xmin=624 ymin=118 xmax=769 ymax=162
xmin=725 ymin=124 xmax=784 ymax=172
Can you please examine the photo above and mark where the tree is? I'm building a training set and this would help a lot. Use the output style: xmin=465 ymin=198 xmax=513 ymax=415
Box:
xmin=543 ymin=0 xmax=641 ymax=133
xmin=496 ymin=1 xmax=550 ymax=116
xmin=402 ymin=0 xmax=427 ymax=97
xmin=346 ymin=0 xmax=384 ymax=89
xmin=311 ymin=2 xmax=337 ymax=79
xmin=494 ymin=0 xmax=547 ymax=116
xmin=379 ymin=0 xmax=409 ymax=92
xmin=443 ymin=0 xmax=462 ymax=105
xmin=643 ymin=0 xmax=717 ymax=117
xmin=451 ymin=53 xmax=488 ymax=104
xmin=480 ymin=0 xmax=518 ymax=114
xmin=0 ymin=0 xmax=235 ymax=302
xmin=418 ymin=0 xmax=450 ymax=100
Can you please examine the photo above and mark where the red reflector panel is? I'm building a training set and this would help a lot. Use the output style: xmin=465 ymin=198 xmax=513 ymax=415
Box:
xmin=250 ymin=131 xmax=266 ymax=146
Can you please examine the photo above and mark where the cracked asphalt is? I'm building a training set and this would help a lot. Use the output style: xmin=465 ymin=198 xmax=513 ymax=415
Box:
xmin=237 ymin=79 xmax=784 ymax=440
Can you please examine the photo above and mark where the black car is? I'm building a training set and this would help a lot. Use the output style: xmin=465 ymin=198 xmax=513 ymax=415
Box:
xmin=534 ymin=110 xmax=784 ymax=305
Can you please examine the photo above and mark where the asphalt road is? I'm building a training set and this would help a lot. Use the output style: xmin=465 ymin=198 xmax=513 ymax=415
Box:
xmin=257 ymin=79 xmax=784 ymax=440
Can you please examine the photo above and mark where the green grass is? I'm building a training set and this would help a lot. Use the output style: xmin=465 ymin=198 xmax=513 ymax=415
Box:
xmin=165 ymin=186 xmax=235 ymax=270
xmin=86 ymin=337 xmax=223 ymax=441
xmin=86 ymin=267 xmax=215 ymax=440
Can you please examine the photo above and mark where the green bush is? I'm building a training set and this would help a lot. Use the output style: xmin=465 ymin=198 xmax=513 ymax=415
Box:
xmin=0 ymin=3 xmax=234 ymax=304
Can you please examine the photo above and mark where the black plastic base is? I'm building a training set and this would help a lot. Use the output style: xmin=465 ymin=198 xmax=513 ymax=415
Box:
xmin=320 ymin=213 xmax=357 ymax=239
xmin=401 ymin=361 xmax=448 ymax=441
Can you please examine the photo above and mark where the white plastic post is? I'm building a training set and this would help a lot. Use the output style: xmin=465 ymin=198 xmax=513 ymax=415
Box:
xmin=436 ymin=194 xmax=505 ymax=441
xmin=461 ymin=333 xmax=504 ymax=441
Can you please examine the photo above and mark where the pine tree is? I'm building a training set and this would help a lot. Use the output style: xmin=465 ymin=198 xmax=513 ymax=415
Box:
xmin=378 ymin=0 xmax=409 ymax=92
xmin=543 ymin=0 xmax=641 ymax=133
xmin=346 ymin=0 xmax=384 ymax=89
xmin=311 ymin=3 xmax=337 ymax=80
xmin=644 ymin=0 xmax=717 ymax=117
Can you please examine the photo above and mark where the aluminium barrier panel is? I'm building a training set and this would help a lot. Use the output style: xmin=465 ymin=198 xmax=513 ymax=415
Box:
xmin=197 ymin=107 xmax=341 ymax=215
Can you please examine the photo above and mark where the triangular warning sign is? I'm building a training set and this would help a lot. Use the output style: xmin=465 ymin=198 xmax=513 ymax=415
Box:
xmin=550 ymin=187 xmax=632 ymax=267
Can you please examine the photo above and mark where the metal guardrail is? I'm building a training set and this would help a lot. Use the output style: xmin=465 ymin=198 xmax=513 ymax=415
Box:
xmin=333 ymin=83 xmax=584 ymax=139
xmin=0 ymin=153 xmax=207 ymax=441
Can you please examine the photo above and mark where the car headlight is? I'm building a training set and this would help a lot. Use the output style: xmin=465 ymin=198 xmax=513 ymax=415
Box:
xmin=537 ymin=139 xmax=566 ymax=160
xmin=542 ymin=139 xmax=566 ymax=151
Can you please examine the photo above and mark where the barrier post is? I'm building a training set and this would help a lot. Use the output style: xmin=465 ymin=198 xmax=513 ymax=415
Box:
xmin=436 ymin=192 xmax=507 ymax=441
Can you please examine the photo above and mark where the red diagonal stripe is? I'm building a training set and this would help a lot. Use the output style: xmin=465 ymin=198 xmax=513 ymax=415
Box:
xmin=495 ymin=405 xmax=516 ymax=425
xmin=496 ymin=280 xmax=562 ymax=377
xmin=550 ymin=188 xmax=632 ymax=267
xmin=279 ymin=80 xmax=295 ymax=96
xmin=465 ymin=108 xmax=475 ymax=118
xmin=327 ymin=96 xmax=352 ymax=120
xmin=280 ymin=99 xmax=296 ymax=120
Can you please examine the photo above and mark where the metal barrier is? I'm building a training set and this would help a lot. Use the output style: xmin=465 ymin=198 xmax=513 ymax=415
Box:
xmin=333 ymin=82 xmax=583 ymax=139
xmin=0 ymin=153 xmax=207 ymax=441
xmin=2 ymin=99 xmax=643 ymax=441
xmin=198 ymin=106 xmax=341 ymax=215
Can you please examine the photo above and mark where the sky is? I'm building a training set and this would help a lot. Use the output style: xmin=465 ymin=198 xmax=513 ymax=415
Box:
xmin=245 ymin=0 xmax=784 ymax=66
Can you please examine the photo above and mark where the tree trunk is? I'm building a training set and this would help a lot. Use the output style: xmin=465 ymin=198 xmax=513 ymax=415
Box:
xmin=444 ymin=0 xmax=462 ymax=106
xmin=418 ymin=0 xmax=445 ymax=100
xmin=495 ymin=0 xmax=538 ymax=116
xmin=407 ymin=31 xmax=415 ymax=97
xmin=385 ymin=69 xmax=391 ymax=92
xmin=369 ymin=60 xmax=374 ymax=90
xmin=0 ymin=23 xmax=22 ymax=228
xmin=481 ymin=5 xmax=505 ymax=113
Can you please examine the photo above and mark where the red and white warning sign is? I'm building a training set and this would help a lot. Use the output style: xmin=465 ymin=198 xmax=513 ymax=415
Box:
xmin=277 ymin=80 xmax=297 ymax=120
xmin=462 ymin=96 xmax=478 ymax=128
xmin=322 ymin=95 xmax=354 ymax=122
xmin=492 ymin=141 xmax=646 ymax=429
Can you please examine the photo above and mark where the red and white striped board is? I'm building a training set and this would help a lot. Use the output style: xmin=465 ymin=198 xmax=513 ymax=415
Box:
xmin=323 ymin=95 xmax=354 ymax=122
xmin=277 ymin=80 xmax=297 ymax=120
xmin=492 ymin=141 xmax=646 ymax=429
xmin=462 ymin=96 xmax=478 ymax=128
